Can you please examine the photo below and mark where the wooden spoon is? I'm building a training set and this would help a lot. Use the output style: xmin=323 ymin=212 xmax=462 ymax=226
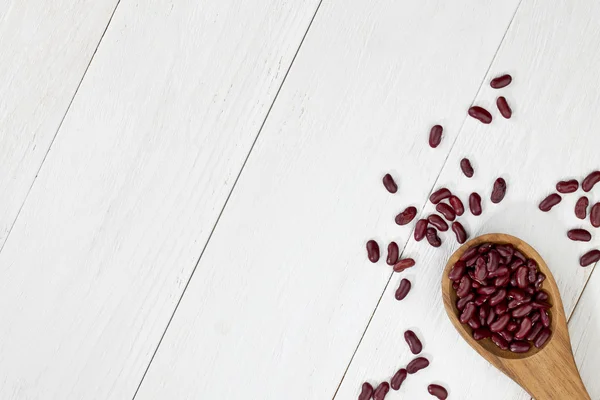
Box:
xmin=441 ymin=233 xmax=590 ymax=400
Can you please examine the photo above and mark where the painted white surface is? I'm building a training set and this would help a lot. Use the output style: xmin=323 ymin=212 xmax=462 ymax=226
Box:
xmin=134 ymin=1 xmax=523 ymax=398
xmin=0 ymin=0 xmax=320 ymax=398
xmin=337 ymin=0 xmax=600 ymax=398
xmin=0 ymin=0 xmax=118 ymax=245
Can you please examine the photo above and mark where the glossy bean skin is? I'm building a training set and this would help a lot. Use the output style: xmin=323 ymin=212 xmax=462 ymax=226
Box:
xmin=391 ymin=369 xmax=407 ymax=391
xmin=591 ymin=202 xmax=600 ymax=228
xmin=487 ymin=308 xmax=496 ymax=326
xmin=490 ymin=314 xmax=511 ymax=332
xmin=428 ymin=384 xmax=448 ymax=400
xmin=451 ymin=221 xmax=467 ymax=244
xmin=516 ymin=266 xmax=529 ymax=289
xmin=556 ymin=179 xmax=579 ymax=193
xmin=512 ymin=304 xmax=534 ymax=318
xmin=406 ymin=357 xmax=429 ymax=374
xmin=496 ymin=96 xmax=512 ymax=119
xmin=359 ymin=383 xmax=374 ymax=400
xmin=394 ymin=258 xmax=416 ymax=273
xmin=460 ymin=158 xmax=474 ymax=178
xmin=387 ymin=242 xmax=399 ymax=265
xmin=457 ymin=293 xmax=475 ymax=310
xmin=536 ymin=291 xmax=549 ymax=301
xmin=429 ymin=125 xmax=443 ymax=148
xmin=366 ymin=240 xmax=380 ymax=263
xmin=527 ymin=323 xmax=543 ymax=341
xmin=460 ymin=302 xmax=477 ymax=324
xmin=428 ymin=214 xmax=449 ymax=231
xmin=460 ymin=246 xmax=479 ymax=261
xmin=477 ymin=286 xmax=496 ymax=296
xmin=473 ymin=327 xmax=492 ymax=340
xmin=534 ymin=328 xmax=551 ymax=348
xmin=540 ymin=310 xmax=550 ymax=327
xmin=396 ymin=206 xmax=417 ymax=225
xmin=494 ymin=300 xmax=509 ymax=316
xmin=436 ymin=202 xmax=456 ymax=221
xmin=580 ymin=249 xmax=600 ymax=267
xmin=449 ymin=261 xmax=467 ymax=281
xmin=488 ymin=266 xmax=509 ymax=278
xmin=567 ymin=229 xmax=592 ymax=242
xmin=510 ymin=341 xmax=531 ymax=353
xmin=430 ymin=188 xmax=452 ymax=204
xmin=515 ymin=317 xmax=533 ymax=340
xmin=395 ymin=279 xmax=412 ymax=301
xmin=382 ymin=174 xmax=397 ymax=193
xmin=491 ymin=333 xmax=509 ymax=350
xmin=449 ymin=195 xmax=465 ymax=216
xmin=539 ymin=193 xmax=562 ymax=212
xmin=582 ymin=170 xmax=600 ymax=192
xmin=491 ymin=178 xmax=507 ymax=203
xmin=404 ymin=330 xmax=423 ymax=354
xmin=507 ymin=321 xmax=518 ymax=332
xmin=487 ymin=250 xmax=500 ymax=272
xmin=490 ymin=74 xmax=512 ymax=88
xmin=575 ymin=196 xmax=589 ymax=219
xmin=426 ymin=227 xmax=442 ymax=247
xmin=494 ymin=275 xmax=510 ymax=287
xmin=468 ymin=106 xmax=492 ymax=124
xmin=414 ymin=219 xmax=429 ymax=242
xmin=373 ymin=382 xmax=390 ymax=400
xmin=469 ymin=192 xmax=482 ymax=216
xmin=489 ymin=289 xmax=506 ymax=306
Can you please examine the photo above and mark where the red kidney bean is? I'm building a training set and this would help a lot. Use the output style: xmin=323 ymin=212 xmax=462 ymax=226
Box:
xmin=406 ymin=357 xmax=429 ymax=374
xmin=474 ymin=295 xmax=489 ymax=306
xmin=359 ymin=382 xmax=374 ymax=400
xmin=465 ymin=253 xmax=480 ymax=267
xmin=525 ymin=287 xmax=535 ymax=296
xmin=510 ymin=259 xmax=524 ymax=271
xmin=394 ymin=258 xmax=415 ymax=273
xmin=430 ymin=188 xmax=452 ymax=204
xmin=535 ymin=273 xmax=546 ymax=290
xmin=499 ymin=329 xmax=513 ymax=342
xmin=414 ymin=219 xmax=429 ymax=241
xmin=391 ymin=369 xmax=407 ymax=391
xmin=575 ymin=196 xmax=589 ymax=219
xmin=457 ymin=293 xmax=475 ymax=310
xmin=382 ymin=174 xmax=397 ymax=194
xmin=395 ymin=206 xmax=417 ymax=225
xmin=374 ymin=382 xmax=390 ymax=400
xmin=580 ymin=249 xmax=600 ymax=267
xmin=479 ymin=303 xmax=489 ymax=325
xmin=534 ymin=328 xmax=551 ymax=348
xmin=449 ymin=195 xmax=465 ymax=216
xmin=591 ymin=202 xmax=600 ymax=228
xmin=491 ymin=178 xmax=507 ymax=203
xmin=488 ymin=266 xmax=509 ymax=278
xmin=451 ymin=222 xmax=467 ymax=244
xmin=512 ymin=304 xmax=533 ymax=318
xmin=531 ymin=312 xmax=540 ymax=324
xmin=540 ymin=310 xmax=550 ymax=327
xmin=490 ymin=314 xmax=510 ymax=332
xmin=469 ymin=192 xmax=482 ymax=216
xmin=477 ymin=286 xmax=496 ymax=296
xmin=478 ymin=243 xmax=493 ymax=254
xmin=536 ymin=291 xmax=549 ymax=301
xmin=515 ymin=317 xmax=533 ymax=340
xmin=449 ymin=261 xmax=467 ymax=281
xmin=428 ymin=384 xmax=448 ymax=400
xmin=487 ymin=308 xmax=496 ymax=326
xmin=404 ymin=330 xmax=423 ymax=354
xmin=489 ymin=289 xmax=506 ymax=306
xmin=426 ymin=227 xmax=442 ymax=247
xmin=490 ymin=74 xmax=512 ymax=88
xmin=532 ymin=301 xmax=552 ymax=309
xmin=527 ymin=323 xmax=543 ymax=341
xmin=496 ymin=96 xmax=512 ymax=119
xmin=507 ymin=321 xmax=518 ymax=332
xmin=395 ymin=279 xmax=412 ymax=301
xmin=468 ymin=106 xmax=492 ymax=124
xmin=460 ymin=158 xmax=474 ymax=178
xmin=475 ymin=257 xmax=488 ymax=280
xmin=460 ymin=246 xmax=479 ymax=261
xmin=468 ymin=317 xmax=481 ymax=330
xmin=366 ymin=240 xmax=380 ymax=263
xmin=556 ymin=179 xmax=579 ymax=193
xmin=582 ymin=170 xmax=600 ymax=192
xmin=528 ymin=268 xmax=537 ymax=283
xmin=453 ymin=282 xmax=459 ymax=290
xmin=486 ymin=250 xmax=499 ymax=272
xmin=429 ymin=125 xmax=443 ymax=148
xmin=460 ymin=302 xmax=477 ymax=324
xmin=495 ymin=300 xmax=509 ymax=316
xmin=510 ymin=341 xmax=531 ymax=353
xmin=495 ymin=275 xmax=510 ymax=287
xmin=436 ymin=202 xmax=456 ymax=221
xmin=428 ymin=214 xmax=449 ymax=231
xmin=496 ymin=244 xmax=514 ymax=260
xmin=507 ymin=288 xmax=527 ymax=301
xmin=386 ymin=242 xmax=399 ymax=265
xmin=516 ymin=266 xmax=528 ymax=289
xmin=539 ymin=193 xmax=562 ymax=212
xmin=514 ymin=250 xmax=527 ymax=262
xmin=567 ymin=229 xmax=592 ymax=242
xmin=491 ymin=333 xmax=509 ymax=350
xmin=473 ymin=328 xmax=492 ymax=340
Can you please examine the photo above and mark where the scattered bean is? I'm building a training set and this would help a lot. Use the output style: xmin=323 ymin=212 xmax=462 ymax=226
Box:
xmin=428 ymin=214 xmax=449 ymax=231
xmin=366 ymin=240 xmax=380 ymax=263
xmin=496 ymin=96 xmax=512 ymax=119
xmin=390 ymin=369 xmax=407 ymax=391
xmin=387 ymin=242 xmax=399 ymax=265
xmin=395 ymin=279 xmax=412 ymax=301
xmin=567 ymin=229 xmax=592 ymax=242
xmin=539 ymin=193 xmax=562 ymax=212
xmin=580 ymin=249 xmax=600 ymax=267
xmin=373 ymin=382 xmax=390 ymax=400
xmin=460 ymin=158 xmax=474 ymax=178
xmin=428 ymin=384 xmax=448 ymax=400
xmin=396 ymin=206 xmax=417 ymax=225
xmin=451 ymin=221 xmax=468 ymax=244
xmin=469 ymin=192 xmax=482 ymax=216
xmin=359 ymin=383 xmax=374 ymax=400
xmin=404 ymin=330 xmax=423 ymax=354
xmin=449 ymin=195 xmax=465 ymax=216
xmin=468 ymin=106 xmax=492 ymax=124
xmin=591 ymin=202 xmax=600 ymax=228
xmin=426 ymin=227 xmax=442 ymax=247
xmin=491 ymin=177 xmax=507 ymax=203
xmin=382 ymin=174 xmax=397 ymax=193
xmin=490 ymin=74 xmax=512 ymax=89
xmin=430 ymin=188 xmax=452 ymax=204
xmin=414 ymin=219 xmax=429 ymax=241
xmin=436 ymin=202 xmax=456 ymax=221
xmin=394 ymin=258 xmax=416 ymax=273
xmin=556 ymin=179 xmax=579 ymax=193
xmin=582 ymin=170 xmax=600 ymax=192
xmin=429 ymin=125 xmax=443 ymax=148
xmin=406 ymin=357 xmax=429 ymax=374
xmin=575 ymin=196 xmax=589 ymax=220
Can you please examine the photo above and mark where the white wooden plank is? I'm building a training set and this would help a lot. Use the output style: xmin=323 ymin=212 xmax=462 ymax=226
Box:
xmin=337 ymin=0 xmax=600 ymax=398
xmin=134 ymin=1 xmax=521 ymax=398
xmin=0 ymin=1 xmax=321 ymax=398
xmin=0 ymin=0 xmax=118 ymax=246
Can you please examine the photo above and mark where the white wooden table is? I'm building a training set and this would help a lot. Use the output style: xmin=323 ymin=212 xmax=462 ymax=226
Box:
xmin=1 ymin=0 xmax=599 ymax=398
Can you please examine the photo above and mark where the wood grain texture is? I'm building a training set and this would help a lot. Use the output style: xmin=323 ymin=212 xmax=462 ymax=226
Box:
xmin=0 ymin=0 xmax=118 ymax=246
xmin=337 ymin=0 xmax=600 ymax=398
xmin=134 ymin=1 xmax=521 ymax=398
xmin=0 ymin=1 xmax=321 ymax=398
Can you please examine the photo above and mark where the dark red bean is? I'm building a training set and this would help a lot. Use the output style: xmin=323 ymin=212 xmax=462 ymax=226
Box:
xmin=490 ymin=74 xmax=512 ymax=89
xmin=479 ymin=304 xmax=490 ymax=325
xmin=428 ymin=214 xmax=448 ymax=231
xmin=359 ymin=382 xmax=374 ymax=400
xmin=488 ymin=266 xmax=509 ymax=278
xmin=507 ymin=288 xmax=527 ymax=302
xmin=510 ymin=258 xmax=524 ymax=271
xmin=499 ymin=330 xmax=514 ymax=343
xmin=453 ymin=282 xmax=459 ymax=290
xmin=487 ymin=308 xmax=496 ymax=326
xmin=540 ymin=310 xmax=550 ymax=327
xmin=556 ymin=179 xmax=579 ymax=193
xmin=475 ymin=258 xmax=488 ymax=281
xmin=429 ymin=125 xmax=443 ymax=148
xmin=395 ymin=279 xmax=412 ymax=301
xmin=491 ymin=333 xmax=509 ymax=350
xmin=496 ymin=96 xmax=512 ymax=119
xmin=390 ymin=369 xmax=407 ymax=391
xmin=486 ymin=250 xmax=500 ymax=272
xmin=366 ymin=240 xmax=380 ymax=263
xmin=404 ymin=330 xmax=423 ymax=355
xmin=473 ymin=328 xmax=492 ymax=341
xmin=449 ymin=261 xmax=467 ymax=281
xmin=591 ymin=202 xmax=600 ymax=228
xmin=534 ymin=328 xmax=551 ymax=348
xmin=536 ymin=291 xmax=549 ymax=301
xmin=489 ymin=289 xmax=506 ymax=306
xmin=532 ymin=301 xmax=552 ymax=309
xmin=512 ymin=304 xmax=533 ymax=318
xmin=495 ymin=275 xmax=510 ymax=287
xmin=428 ymin=384 xmax=448 ymax=400
xmin=426 ymin=227 xmax=442 ymax=247
xmin=491 ymin=178 xmax=507 ymax=203
xmin=516 ymin=266 xmax=528 ymax=289
xmin=490 ymin=314 xmax=510 ymax=332
xmin=496 ymin=244 xmax=514 ymax=260
xmin=582 ymin=170 xmax=600 ymax=192
xmin=436 ymin=202 xmax=456 ymax=221
xmin=460 ymin=246 xmax=479 ymax=261
xmin=469 ymin=192 xmax=482 ymax=216
xmin=414 ymin=219 xmax=429 ymax=241
xmin=373 ymin=382 xmax=390 ymax=400
xmin=580 ymin=249 xmax=600 ymax=267
xmin=527 ymin=323 xmax=543 ymax=341
xmin=460 ymin=302 xmax=477 ymax=324
xmin=510 ymin=341 xmax=531 ymax=353
xmin=430 ymin=188 xmax=452 ymax=204
xmin=539 ymin=193 xmax=562 ymax=212
xmin=395 ymin=206 xmax=417 ymax=225
xmin=386 ymin=242 xmax=399 ymax=265
xmin=528 ymin=268 xmax=537 ymax=283
xmin=449 ymin=195 xmax=465 ymax=216
xmin=474 ymin=295 xmax=489 ymax=306
xmin=451 ymin=221 xmax=467 ymax=244
xmin=525 ymin=287 xmax=535 ymax=296
xmin=467 ymin=317 xmax=479 ymax=329
xmin=406 ymin=357 xmax=429 ymax=374
xmin=507 ymin=321 xmax=518 ymax=332
xmin=575 ymin=196 xmax=589 ymax=220
xmin=530 ymin=312 xmax=540 ymax=324
xmin=477 ymin=286 xmax=496 ymax=296
xmin=515 ymin=317 xmax=533 ymax=340
xmin=468 ymin=106 xmax=492 ymax=124
xmin=457 ymin=293 xmax=475 ymax=310
xmin=495 ymin=300 xmax=509 ymax=315
xmin=382 ymin=174 xmax=397 ymax=194
xmin=393 ymin=258 xmax=415 ymax=273
xmin=567 ymin=229 xmax=592 ymax=242
xmin=514 ymin=251 xmax=527 ymax=262
xmin=460 ymin=158 xmax=474 ymax=178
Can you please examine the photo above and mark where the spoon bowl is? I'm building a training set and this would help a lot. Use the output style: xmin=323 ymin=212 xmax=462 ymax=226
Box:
xmin=442 ymin=233 xmax=590 ymax=399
